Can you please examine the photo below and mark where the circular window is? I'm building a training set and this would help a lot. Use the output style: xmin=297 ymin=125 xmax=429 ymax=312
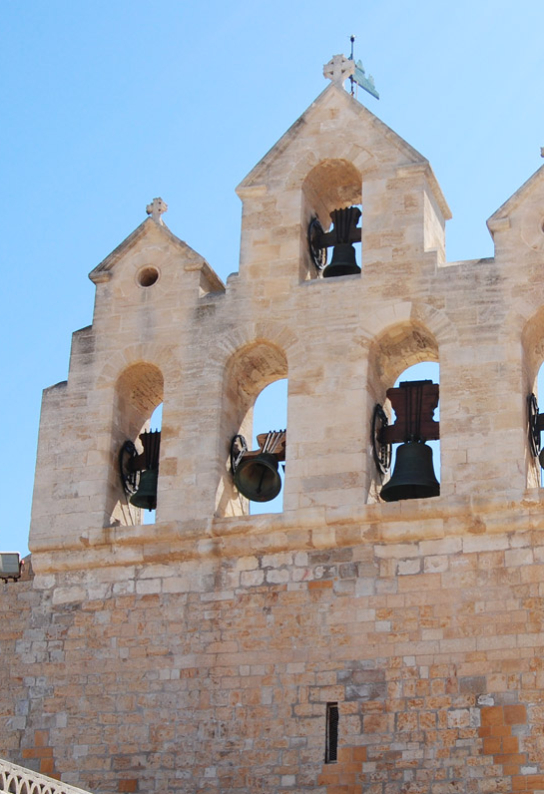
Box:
xmin=137 ymin=267 xmax=159 ymax=287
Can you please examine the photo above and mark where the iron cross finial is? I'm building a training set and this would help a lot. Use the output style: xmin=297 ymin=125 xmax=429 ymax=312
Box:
xmin=146 ymin=197 xmax=168 ymax=224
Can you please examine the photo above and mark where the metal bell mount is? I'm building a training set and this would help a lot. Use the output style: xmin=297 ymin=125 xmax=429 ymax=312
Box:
xmin=527 ymin=392 xmax=544 ymax=467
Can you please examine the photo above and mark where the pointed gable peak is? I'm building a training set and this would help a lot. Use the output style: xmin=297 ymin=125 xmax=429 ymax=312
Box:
xmin=487 ymin=163 xmax=544 ymax=235
xmin=90 ymin=216 xmax=184 ymax=284
xmin=237 ymin=81 xmax=428 ymax=197
xmin=89 ymin=208 xmax=224 ymax=293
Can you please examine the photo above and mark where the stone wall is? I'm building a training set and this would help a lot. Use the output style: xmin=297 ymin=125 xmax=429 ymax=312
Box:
xmin=4 ymin=507 xmax=544 ymax=793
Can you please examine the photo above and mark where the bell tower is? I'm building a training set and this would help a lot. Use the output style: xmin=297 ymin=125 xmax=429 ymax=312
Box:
xmin=7 ymin=54 xmax=544 ymax=794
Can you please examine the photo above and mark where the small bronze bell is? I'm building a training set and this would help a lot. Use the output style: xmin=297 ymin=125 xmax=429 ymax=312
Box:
xmin=130 ymin=469 xmax=158 ymax=511
xmin=234 ymin=452 xmax=282 ymax=503
xmin=380 ymin=441 xmax=439 ymax=502
xmin=322 ymin=206 xmax=362 ymax=278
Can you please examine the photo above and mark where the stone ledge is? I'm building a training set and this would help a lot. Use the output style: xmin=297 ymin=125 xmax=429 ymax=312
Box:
xmin=28 ymin=488 xmax=544 ymax=573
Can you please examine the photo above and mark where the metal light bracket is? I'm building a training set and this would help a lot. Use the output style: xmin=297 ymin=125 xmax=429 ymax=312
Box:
xmin=0 ymin=552 xmax=23 ymax=583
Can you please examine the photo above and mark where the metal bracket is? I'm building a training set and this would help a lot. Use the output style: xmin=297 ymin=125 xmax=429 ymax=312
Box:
xmin=308 ymin=217 xmax=327 ymax=270
xmin=528 ymin=392 xmax=541 ymax=459
xmin=119 ymin=440 xmax=139 ymax=496
xmin=230 ymin=434 xmax=248 ymax=474
xmin=372 ymin=403 xmax=391 ymax=476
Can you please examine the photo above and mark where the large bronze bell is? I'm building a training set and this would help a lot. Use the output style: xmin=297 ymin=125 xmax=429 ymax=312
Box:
xmin=130 ymin=469 xmax=158 ymax=511
xmin=322 ymin=243 xmax=361 ymax=278
xmin=233 ymin=452 xmax=282 ymax=503
xmin=380 ymin=441 xmax=439 ymax=502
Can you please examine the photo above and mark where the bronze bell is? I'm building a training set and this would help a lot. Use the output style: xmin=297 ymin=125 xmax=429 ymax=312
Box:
xmin=380 ymin=441 xmax=439 ymax=502
xmin=233 ymin=452 xmax=282 ymax=503
xmin=322 ymin=243 xmax=361 ymax=278
xmin=130 ymin=469 xmax=158 ymax=511
xmin=322 ymin=206 xmax=362 ymax=278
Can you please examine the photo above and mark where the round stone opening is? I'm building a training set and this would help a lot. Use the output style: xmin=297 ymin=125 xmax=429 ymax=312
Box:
xmin=138 ymin=267 xmax=159 ymax=287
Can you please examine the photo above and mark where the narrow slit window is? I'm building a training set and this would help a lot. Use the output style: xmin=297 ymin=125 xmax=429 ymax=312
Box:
xmin=325 ymin=702 xmax=339 ymax=763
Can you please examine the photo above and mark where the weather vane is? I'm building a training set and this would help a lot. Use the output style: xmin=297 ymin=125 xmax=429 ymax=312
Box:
xmin=348 ymin=35 xmax=379 ymax=100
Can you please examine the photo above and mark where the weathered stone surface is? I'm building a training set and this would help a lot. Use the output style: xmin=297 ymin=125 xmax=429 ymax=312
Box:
xmin=4 ymin=65 xmax=544 ymax=794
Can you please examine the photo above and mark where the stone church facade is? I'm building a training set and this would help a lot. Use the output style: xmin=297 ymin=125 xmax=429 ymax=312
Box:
xmin=3 ymin=56 xmax=544 ymax=793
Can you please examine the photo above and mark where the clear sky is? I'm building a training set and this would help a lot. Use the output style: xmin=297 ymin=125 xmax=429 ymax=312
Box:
xmin=2 ymin=1 xmax=544 ymax=556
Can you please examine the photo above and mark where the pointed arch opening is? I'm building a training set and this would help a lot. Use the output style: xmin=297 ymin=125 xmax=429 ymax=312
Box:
xmin=109 ymin=362 xmax=164 ymax=526
xmin=216 ymin=341 xmax=288 ymax=517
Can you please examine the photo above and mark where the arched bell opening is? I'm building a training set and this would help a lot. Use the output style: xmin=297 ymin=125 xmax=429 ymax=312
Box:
xmin=109 ymin=362 xmax=164 ymax=527
xmin=526 ymin=367 xmax=544 ymax=489
xmin=367 ymin=322 xmax=440 ymax=504
xmin=216 ymin=341 xmax=288 ymax=518
xmin=301 ymin=159 xmax=362 ymax=281
xmin=521 ymin=308 xmax=544 ymax=488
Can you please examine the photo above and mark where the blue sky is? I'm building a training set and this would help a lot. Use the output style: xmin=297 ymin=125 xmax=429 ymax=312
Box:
xmin=2 ymin=1 xmax=544 ymax=555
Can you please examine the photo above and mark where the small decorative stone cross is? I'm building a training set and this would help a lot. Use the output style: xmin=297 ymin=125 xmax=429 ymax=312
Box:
xmin=323 ymin=54 xmax=355 ymax=86
xmin=146 ymin=197 xmax=168 ymax=224
xmin=541 ymin=147 xmax=544 ymax=158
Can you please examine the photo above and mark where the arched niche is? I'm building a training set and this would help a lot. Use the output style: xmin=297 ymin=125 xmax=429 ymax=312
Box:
xmin=301 ymin=159 xmax=362 ymax=280
xmin=367 ymin=322 xmax=439 ymax=503
xmin=368 ymin=321 xmax=439 ymax=394
xmin=216 ymin=340 xmax=288 ymax=517
xmin=109 ymin=362 xmax=164 ymax=526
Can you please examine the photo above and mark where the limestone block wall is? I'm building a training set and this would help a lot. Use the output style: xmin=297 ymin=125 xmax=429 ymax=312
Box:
xmin=7 ymin=507 xmax=544 ymax=793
